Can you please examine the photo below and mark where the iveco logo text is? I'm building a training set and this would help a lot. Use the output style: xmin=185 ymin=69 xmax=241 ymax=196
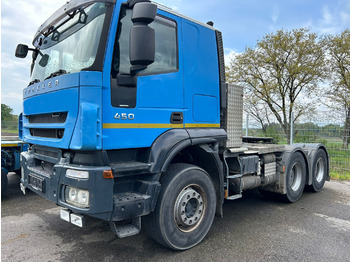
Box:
xmin=24 ymin=80 xmax=59 ymax=95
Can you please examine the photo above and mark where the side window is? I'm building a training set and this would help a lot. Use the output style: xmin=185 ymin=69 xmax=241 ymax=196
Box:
xmin=111 ymin=10 xmax=178 ymax=77
xmin=142 ymin=16 xmax=178 ymax=75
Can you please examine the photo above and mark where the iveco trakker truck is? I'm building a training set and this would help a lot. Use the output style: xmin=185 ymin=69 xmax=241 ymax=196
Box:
xmin=16 ymin=0 xmax=329 ymax=250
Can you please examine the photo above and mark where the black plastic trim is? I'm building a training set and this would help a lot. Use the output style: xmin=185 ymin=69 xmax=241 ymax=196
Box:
xmin=148 ymin=128 xmax=227 ymax=173
xmin=186 ymin=128 xmax=227 ymax=141
xmin=215 ymin=30 xmax=226 ymax=84
xmin=148 ymin=129 xmax=190 ymax=173
xmin=170 ymin=112 xmax=183 ymax=124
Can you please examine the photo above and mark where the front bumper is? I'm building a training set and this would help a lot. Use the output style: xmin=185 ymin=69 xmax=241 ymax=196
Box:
xmin=20 ymin=145 xmax=160 ymax=222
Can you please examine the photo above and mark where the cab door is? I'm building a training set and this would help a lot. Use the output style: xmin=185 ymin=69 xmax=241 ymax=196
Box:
xmin=102 ymin=6 xmax=184 ymax=150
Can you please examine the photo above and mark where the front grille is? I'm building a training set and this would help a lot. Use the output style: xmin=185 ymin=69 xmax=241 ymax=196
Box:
xmin=28 ymin=112 xmax=67 ymax=124
xmin=30 ymin=128 xmax=65 ymax=139
xmin=34 ymin=148 xmax=59 ymax=159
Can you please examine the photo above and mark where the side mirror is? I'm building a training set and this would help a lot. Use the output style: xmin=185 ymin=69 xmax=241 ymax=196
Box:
xmin=39 ymin=54 xmax=50 ymax=67
xmin=15 ymin=44 xmax=29 ymax=58
xmin=129 ymin=2 xmax=157 ymax=74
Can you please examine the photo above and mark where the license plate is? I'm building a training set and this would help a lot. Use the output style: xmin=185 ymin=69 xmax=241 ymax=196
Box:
xmin=29 ymin=174 xmax=45 ymax=193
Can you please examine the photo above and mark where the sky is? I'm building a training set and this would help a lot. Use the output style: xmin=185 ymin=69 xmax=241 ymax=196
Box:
xmin=1 ymin=0 xmax=350 ymax=115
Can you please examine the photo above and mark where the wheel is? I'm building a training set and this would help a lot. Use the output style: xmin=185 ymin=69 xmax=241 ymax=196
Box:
xmin=309 ymin=149 xmax=328 ymax=192
xmin=283 ymin=152 xmax=306 ymax=203
xmin=2 ymin=169 xmax=8 ymax=197
xmin=143 ymin=163 xmax=216 ymax=250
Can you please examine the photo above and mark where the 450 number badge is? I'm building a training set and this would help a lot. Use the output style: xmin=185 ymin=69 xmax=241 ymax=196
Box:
xmin=114 ymin=113 xmax=135 ymax=120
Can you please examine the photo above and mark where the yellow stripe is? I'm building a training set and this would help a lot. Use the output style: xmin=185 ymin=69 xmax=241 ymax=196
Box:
xmin=1 ymin=143 xmax=19 ymax=147
xmin=103 ymin=123 xmax=220 ymax=129
xmin=185 ymin=124 xmax=220 ymax=128
xmin=103 ymin=123 xmax=184 ymax=129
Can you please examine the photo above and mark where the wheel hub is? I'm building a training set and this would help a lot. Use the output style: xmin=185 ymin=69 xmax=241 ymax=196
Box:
xmin=315 ymin=158 xmax=325 ymax=183
xmin=289 ymin=163 xmax=302 ymax=191
xmin=175 ymin=186 xmax=204 ymax=231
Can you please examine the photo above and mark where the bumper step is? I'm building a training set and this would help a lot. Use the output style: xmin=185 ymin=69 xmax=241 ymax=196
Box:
xmin=110 ymin=217 xmax=141 ymax=238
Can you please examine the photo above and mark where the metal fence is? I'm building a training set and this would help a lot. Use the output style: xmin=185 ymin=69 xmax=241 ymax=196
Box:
xmin=2 ymin=115 xmax=349 ymax=178
xmin=244 ymin=113 xmax=350 ymax=178
xmin=1 ymin=121 xmax=18 ymax=136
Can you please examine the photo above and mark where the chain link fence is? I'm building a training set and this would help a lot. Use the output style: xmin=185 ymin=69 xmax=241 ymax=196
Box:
xmin=1 ymin=121 xmax=18 ymax=137
xmin=2 ymin=115 xmax=349 ymax=179
xmin=244 ymin=112 xmax=350 ymax=179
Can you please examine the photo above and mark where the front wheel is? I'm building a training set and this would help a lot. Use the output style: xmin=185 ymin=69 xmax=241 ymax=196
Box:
xmin=143 ymin=163 xmax=216 ymax=250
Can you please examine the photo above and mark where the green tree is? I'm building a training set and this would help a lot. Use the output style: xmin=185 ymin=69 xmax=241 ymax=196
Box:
xmin=323 ymin=30 xmax=350 ymax=149
xmin=1 ymin=104 xmax=15 ymax=122
xmin=226 ymin=28 xmax=325 ymax=144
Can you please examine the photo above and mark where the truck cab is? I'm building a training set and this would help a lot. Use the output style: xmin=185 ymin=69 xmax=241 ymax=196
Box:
xmin=18 ymin=0 xmax=227 ymax=249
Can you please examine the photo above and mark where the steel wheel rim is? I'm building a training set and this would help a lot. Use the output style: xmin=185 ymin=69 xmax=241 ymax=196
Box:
xmin=174 ymin=184 xmax=206 ymax=232
xmin=289 ymin=163 xmax=302 ymax=191
xmin=315 ymin=158 xmax=325 ymax=183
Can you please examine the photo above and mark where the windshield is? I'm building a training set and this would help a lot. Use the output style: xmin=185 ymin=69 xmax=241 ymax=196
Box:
xmin=30 ymin=3 xmax=108 ymax=83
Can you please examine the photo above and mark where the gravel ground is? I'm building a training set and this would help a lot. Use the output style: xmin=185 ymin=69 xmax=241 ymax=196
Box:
xmin=2 ymin=173 xmax=350 ymax=262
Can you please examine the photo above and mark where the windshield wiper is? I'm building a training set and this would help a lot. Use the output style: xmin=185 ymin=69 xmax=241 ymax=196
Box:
xmin=45 ymin=69 xmax=67 ymax=80
xmin=28 ymin=79 xmax=40 ymax=86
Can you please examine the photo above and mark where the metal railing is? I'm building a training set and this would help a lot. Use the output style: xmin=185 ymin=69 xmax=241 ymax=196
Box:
xmin=244 ymin=114 xmax=350 ymax=179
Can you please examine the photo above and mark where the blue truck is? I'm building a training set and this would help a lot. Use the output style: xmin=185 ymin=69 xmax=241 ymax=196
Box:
xmin=16 ymin=0 xmax=330 ymax=250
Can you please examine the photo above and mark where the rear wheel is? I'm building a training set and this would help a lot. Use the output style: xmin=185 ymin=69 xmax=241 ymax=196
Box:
xmin=309 ymin=149 xmax=328 ymax=192
xmin=143 ymin=163 xmax=216 ymax=250
xmin=283 ymin=152 xmax=306 ymax=203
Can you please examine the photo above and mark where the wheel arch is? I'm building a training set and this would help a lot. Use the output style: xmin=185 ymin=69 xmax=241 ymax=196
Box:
xmin=263 ymin=146 xmax=310 ymax=195
xmin=166 ymin=143 xmax=225 ymax=217
xmin=148 ymin=129 xmax=227 ymax=217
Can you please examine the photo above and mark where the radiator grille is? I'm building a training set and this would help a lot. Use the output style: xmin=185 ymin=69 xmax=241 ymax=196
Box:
xmin=28 ymin=112 xmax=67 ymax=124
xmin=30 ymin=128 xmax=64 ymax=139
xmin=34 ymin=148 xmax=59 ymax=159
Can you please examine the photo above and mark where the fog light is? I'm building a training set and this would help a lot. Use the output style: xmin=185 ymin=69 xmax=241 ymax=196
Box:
xmin=60 ymin=209 xmax=71 ymax=222
xmin=65 ymin=186 xmax=90 ymax=208
xmin=71 ymin=213 xmax=85 ymax=227
xmin=66 ymin=169 xmax=89 ymax=180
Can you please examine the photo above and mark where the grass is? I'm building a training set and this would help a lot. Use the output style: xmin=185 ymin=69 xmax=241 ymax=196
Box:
xmin=1 ymin=129 xmax=18 ymax=134
xmin=330 ymin=171 xmax=350 ymax=181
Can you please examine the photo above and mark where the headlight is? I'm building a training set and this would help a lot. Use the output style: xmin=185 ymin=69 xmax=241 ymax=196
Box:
xmin=66 ymin=169 xmax=89 ymax=180
xmin=65 ymin=186 xmax=90 ymax=208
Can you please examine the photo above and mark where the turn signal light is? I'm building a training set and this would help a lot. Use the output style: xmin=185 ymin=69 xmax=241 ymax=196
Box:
xmin=103 ymin=169 xmax=114 ymax=179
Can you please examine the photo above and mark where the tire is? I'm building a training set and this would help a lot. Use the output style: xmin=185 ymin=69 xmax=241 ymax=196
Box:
xmin=2 ymin=169 xmax=8 ymax=197
xmin=309 ymin=149 xmax=328 ymax=192
xmin=283 ymin=152 xmax=306 ymax=203
xmin=143 ymin=163 xmax=216 ymax=250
